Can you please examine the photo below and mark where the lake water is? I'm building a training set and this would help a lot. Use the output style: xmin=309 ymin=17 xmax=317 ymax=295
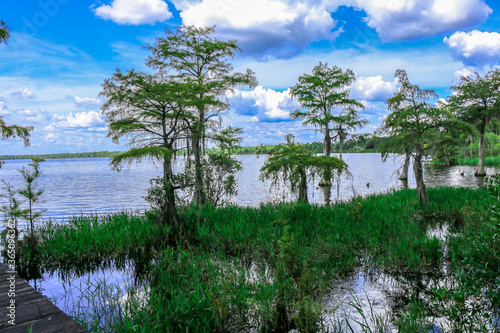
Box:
xmin=1 ymin=153 xmax=498 ymax=331
xmin=0 ymin=153 xmax=495 ymax=227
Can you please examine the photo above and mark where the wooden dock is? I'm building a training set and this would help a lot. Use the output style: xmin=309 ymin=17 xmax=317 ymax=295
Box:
xmin=0 ymin=263 xmax=88 ymax=332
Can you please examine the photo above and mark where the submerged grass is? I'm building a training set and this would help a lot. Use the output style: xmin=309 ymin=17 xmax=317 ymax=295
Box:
xmin=23 ymin=186 xmax=496 ymax=332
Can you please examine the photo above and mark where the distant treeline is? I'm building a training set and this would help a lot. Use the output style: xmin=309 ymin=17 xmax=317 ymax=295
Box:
xmin=0 ymin=151 xmax=123 ymax=161
xmin=229 ymin=135 xmax=392 ymax=155
xmin=0 ymin=135 xmax=391 ymax=161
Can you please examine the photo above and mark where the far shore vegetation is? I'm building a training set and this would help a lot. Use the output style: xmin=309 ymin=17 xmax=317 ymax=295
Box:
xmin=2 ymin=130 xmax=500 ymax=167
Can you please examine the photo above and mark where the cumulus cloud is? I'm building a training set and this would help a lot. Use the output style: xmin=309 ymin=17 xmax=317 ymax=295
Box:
xmin=18 ymin=109 xmax=34 ymax=116
xmin=169 ymin=0 xmax=491 ymax=59
xmin=45 ymin=111 xmax=106 ymax=131
xmin=67 ymin=96 xmax=105 ymax=109
xmin=10 ymin=88 xmax=36 ymax=100
xmin=21 ymin=106 xmax=51 ymax=125
xmin=94 ymin=0 xmax=172 ymax=25
xmin=435 ymin=98 xmax=449 ymax=108
xmin=350 ymin=75 xmax=398 ymax=101
xmin=45 ymin=133 xmax=58 ymax=142
xmin=444 ymin=30 xmax=500 ymax=67
xmin=453 ymin=68 xmax=474 ymax=85
xmin=172 ymin=0 xmax=341 ymax=59
xmin=352 ymin=0 xmax=491 ymax=42
xmin=229 ymin=86 xmax=300 ymax=119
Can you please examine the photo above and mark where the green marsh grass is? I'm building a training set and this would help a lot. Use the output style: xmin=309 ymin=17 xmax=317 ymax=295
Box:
xmin=431 ymin=156 xmax=500 ymax=166
xmin=31 ymin=212 xmax=169 ymax=272
xmin=26 ymin=186 xmax=496 ymax=331
xmin=457 ymin=156 xmax=500 ymax=166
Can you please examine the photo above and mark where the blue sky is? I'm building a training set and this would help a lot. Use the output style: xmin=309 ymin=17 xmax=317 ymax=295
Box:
xmin=1 ymin=0 xmax=500 ymax=154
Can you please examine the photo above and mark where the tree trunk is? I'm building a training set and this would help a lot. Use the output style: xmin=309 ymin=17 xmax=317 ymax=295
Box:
xmin=413 ymin=144 xmax=428 ymax=203
xmin=29 ymin=198 xmax=33 ymax=237
xmin=324 ymin=124 xmax=331 ymax=156
xmin=339 ymin=136 xmax=343 ymax=160
xmin=400 ymin=147 xmax=411 ymax=180
xmin=321 ymin=185 xmax=331 ymax=205
xmin=191 ymin=109 xmax=207 ymax=205
xmin=298 ymin=168 xmax=308 ymax=203
xmin=476 ymin=126 xmax=486 ymax=176
xmin=320 ymin=124 xmax=332 ymax=186
xmin=470 ymin=135 xmax=473 ymax=159
xmin=163 ymin=158 xmax=181 ymax=228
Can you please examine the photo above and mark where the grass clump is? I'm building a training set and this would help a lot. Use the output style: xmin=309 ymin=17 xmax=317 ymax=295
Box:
xmin=31 ymin=212 xmax=169 ymax=272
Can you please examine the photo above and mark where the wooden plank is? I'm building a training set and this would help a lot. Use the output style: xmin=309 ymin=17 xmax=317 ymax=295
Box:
xmin=0 ymin=263 xmax=88 ymax=332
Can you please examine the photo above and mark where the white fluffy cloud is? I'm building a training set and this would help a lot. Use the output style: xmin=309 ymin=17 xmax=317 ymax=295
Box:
xmin=45 ymin=111 xmax=106 ymax=131
xmin=94 ymin=0 xmax=172 ymax=25
xmin=444 ymin=30 xmax=500 ymax=67
xmin=18 ymin=109 xmax=35 ymax=116
xmin=169 ymin=0 xmax=491 ymax=58
xmin=350 ymin=75 xmax=398 ymax=101
xmin=351 ymin=0 xmax=491 ymax=42
xmin=45 ymin=133 xmax=57 ymax=142
xmin=10 ymin=88 xmax=36 ymax=100
xmin=172 ymin=0 xmax=341 ymax=59
xmin=68 ymin=96 xmax=105 ymax=109
xmin=229 ymin=86 xmax=300 ymax=119
xmin=453 ymin=68 xmax=474 ymax=85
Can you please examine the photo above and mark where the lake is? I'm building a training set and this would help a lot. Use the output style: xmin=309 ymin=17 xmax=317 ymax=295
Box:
xmin=0 ymin=153 xmax=495 ymax=227
xmin=1 ymin=153 xmax=498 ymax=332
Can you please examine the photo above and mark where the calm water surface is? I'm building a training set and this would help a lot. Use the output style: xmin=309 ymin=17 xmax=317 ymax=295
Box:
xmin=0 ymin=153 xmax=496 ymax=226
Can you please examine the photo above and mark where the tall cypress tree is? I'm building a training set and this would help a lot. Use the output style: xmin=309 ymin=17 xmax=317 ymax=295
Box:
xmin=147 ymin=25 xmax=257 ymax=206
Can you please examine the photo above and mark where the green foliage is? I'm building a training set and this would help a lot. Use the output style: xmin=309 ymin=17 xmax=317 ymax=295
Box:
xmin=380 ymin=69 xmax=466 ymax=202
xmin=101 ymin=69 xmax=192 ymax=152
xmin=29 ymin=213 xmax=169 ymax=272
xmin=417 ymin=176 xmax=500 ymax=332
xmin=18 ymin=159 xmax=46 ymax=238
xmin=0 ymin=180 xmax=22 ymax=261
xmin=0 ymin=115 xmax=33 ymax=168
xmin=449 ymin=70 xmax=500 ymax=129
xmin=448 ymin=69 xmax=500 ymax=175
xmin=0 ymin=20 xmax=10 ymax=44
xmin=144 ymin=173 xmax=191 ymax=215
xmin=147 ymin=25 xmax=257 ymax=206
xmin=214 ymin=135 xmax=391 ymax=155
xmin=381 ymin=70 xmax=453 ymax=155
xmin=0 ymin=179 xmax=22 ymax=224
xmin=199 ymin=152 xmax=242 ymax=206
xmin=328 ymin=106 xmax=368 ymax=158
xmin=194 ymin=126 xmax=244 ymax=206
xmin=215 ymin=126 xmax=243 ymax=154
xmin=110 ymin=147 xmax=172 ymax=171
xmin=260 ymin=134 xmax=345 ymax=202
xmin=0 ymin=151 xmax=123 ymax=161
xmin=290 ymin=62 xmax=364 ymax=157
xmin=100 ymin=57 xmax=195 ymax=227
xmin=0 ymin=20 xmax=33 ymax=168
